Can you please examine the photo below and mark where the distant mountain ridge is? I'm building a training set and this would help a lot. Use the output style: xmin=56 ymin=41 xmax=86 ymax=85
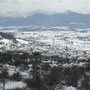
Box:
xmin=0 ymin=11 xmax=90 ymax=28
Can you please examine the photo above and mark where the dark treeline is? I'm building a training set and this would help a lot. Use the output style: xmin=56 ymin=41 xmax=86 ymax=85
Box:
xmin=0 ymin=51 xmax=90 ymax=90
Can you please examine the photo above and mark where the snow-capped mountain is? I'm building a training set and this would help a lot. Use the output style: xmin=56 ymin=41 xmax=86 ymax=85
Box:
xmin=0 ymin=11 xmax=90 ymax=28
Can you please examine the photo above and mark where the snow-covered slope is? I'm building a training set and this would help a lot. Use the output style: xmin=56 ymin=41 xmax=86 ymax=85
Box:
xmin=0 ymin=32 xmax=17 ymax=51
xmin=0 ymin=31 xmax=29 ymax=52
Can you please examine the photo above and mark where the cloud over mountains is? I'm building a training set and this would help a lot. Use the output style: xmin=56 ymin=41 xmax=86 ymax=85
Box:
xmin=0 ymin=0 xmax=90 ymax=17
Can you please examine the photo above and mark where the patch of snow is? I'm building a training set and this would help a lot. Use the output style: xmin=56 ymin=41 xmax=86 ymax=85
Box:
xmin=17 ymin=39 xmax=28 ymax=44
xmin=63 ymin=86 xmax=77 ymax=90
xmin=5 ymin=81 xmax=27 ymax=89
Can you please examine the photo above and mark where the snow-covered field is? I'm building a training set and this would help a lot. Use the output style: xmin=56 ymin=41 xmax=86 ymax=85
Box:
xmin=16 ymin=30 xmax=90 ymax=51
xmin=15 ymin=29 xmax=90 ymax=57
xmin=0 ymin=81 xmax=26 ymax=90
xmin=1 ymin=26 xmax=90 ymax=57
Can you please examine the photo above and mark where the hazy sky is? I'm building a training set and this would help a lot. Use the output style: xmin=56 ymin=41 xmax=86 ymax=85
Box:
xmin=0 ymin=0 xmax=90 ymax=17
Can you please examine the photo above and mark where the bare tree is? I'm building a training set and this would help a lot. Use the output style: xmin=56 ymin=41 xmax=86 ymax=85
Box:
xmin=0 ymin=68 xmax=9 ymax=90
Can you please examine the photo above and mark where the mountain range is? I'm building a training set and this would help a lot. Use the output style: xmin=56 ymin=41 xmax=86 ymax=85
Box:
xmin=0 ymin=11 xmax=90 ymax=28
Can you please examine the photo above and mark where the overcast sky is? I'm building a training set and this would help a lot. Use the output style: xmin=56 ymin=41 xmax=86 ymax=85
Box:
xmin=0 ymin=0 xmax=90 ymax=17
